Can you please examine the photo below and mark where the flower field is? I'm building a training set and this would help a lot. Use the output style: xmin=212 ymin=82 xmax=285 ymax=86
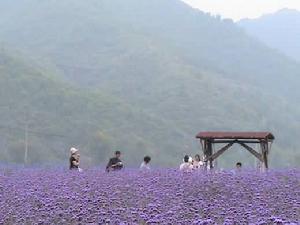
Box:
xmin=0 ymin=169 xmax=299 ymax=224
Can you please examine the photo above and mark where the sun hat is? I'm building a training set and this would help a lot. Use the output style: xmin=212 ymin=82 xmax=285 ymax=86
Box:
xmin=70 ymin=147 xmax=79 ymax=155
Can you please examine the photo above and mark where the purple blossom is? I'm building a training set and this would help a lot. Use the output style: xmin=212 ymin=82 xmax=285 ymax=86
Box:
xmin=0 ymin=169 xmax=299 ymax=224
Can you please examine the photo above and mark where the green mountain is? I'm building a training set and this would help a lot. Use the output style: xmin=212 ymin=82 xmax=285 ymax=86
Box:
xmin=239 ymin=8 xmax=300 ymax=62
xmin=0 ymin=49 xmax=179 ymax=166
xmin=0 ymin=0 xmax=299 ymax=167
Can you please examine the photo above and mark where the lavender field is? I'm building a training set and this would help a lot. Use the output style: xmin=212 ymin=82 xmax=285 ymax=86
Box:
xmin=0 ymin=169 xmax=299 ymax=224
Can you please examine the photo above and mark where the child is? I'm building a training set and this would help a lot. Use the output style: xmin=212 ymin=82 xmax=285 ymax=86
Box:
xmin=140 ymin=156 xmax=151 ymax=171
xmin=236 ymin=162 xmax=242 ymax=171
xmin=193 ymin=154 xmax=204 ymax=170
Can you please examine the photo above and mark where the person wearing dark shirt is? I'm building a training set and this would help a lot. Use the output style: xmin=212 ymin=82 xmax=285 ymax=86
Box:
xmin=69 ymin=147 xmax=80 ymax=170
xmin=106 ymin=151 xmax=123 ymax=172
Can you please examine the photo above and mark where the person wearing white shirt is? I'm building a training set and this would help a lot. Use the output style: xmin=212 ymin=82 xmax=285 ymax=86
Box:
xmin=193 ymin=154 xmax=204 ymax=170
xmin=180 ymin=155 xmax=193 ymax=172
xmin=140 ymin=156 xmax=151 ymax=171
xmin=69 ymin=147 xmax=81 ymax=171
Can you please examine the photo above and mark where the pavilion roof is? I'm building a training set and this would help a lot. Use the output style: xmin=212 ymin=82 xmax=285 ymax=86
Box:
xmin=196 ymin=132 xmax=275 ymax=140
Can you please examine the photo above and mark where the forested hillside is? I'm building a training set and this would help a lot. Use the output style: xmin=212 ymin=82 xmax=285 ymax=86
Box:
xmin=0 ymin=49 xmax=177 ymax=166
xmin=0 ymin=0 xmax=299 ymax=167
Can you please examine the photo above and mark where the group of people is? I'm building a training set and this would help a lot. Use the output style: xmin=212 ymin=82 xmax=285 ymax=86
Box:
xmin=179 ymin=154 xmax=204 ymax=172
xmin=105 ymin=151 xmax=152 ymax=172
xmin=69 ymin=148 xmax=242 ymax=172
xmin=178 ymin=154 xmax=243 ymax=172
xmin=69 ymin=148 xmax=151 ymax=172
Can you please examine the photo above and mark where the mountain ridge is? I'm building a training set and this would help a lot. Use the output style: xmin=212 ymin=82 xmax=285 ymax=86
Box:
xmin=238 ymin=8 xmax=300 ymax=62
xmin=0 ymin=0 xmax=299 ymax=167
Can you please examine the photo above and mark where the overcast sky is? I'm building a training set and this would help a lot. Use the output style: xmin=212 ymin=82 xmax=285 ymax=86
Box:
xmin=181 ymin=0 xmax=300 ymax=21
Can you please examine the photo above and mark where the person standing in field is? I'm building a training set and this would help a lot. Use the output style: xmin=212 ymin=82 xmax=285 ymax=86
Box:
xmin=106 ymin=151 xmax=124 ymax=172
xmin=231 ymin=162 xmax=243 ymax=174
xmin=192 ymin=154 xmax=204 ymax=170
xmin=179 ymin=155 xmax=193 ymax=172
xmin=236 ymin=162 xmax=242 ymax=171
xmin=140 ymin=156 xmax=151 ymax=171
xmin=69 ymin=147 xmax=80 ymax=170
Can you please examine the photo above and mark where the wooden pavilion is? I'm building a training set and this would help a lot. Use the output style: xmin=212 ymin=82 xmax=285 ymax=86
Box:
xmin=196 ymin=132 xmax=275 ymax=170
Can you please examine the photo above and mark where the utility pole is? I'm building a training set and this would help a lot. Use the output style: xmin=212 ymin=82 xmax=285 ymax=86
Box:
xmin=24 ymin=122 xmax=29 ymax=165
xmin=23 ymin=108 xmax=29 ymax=166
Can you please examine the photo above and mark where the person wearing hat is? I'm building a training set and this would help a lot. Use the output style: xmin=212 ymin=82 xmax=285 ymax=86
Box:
xmin=106 ymin=150 xmax=124 ymax=172
xmin=69 ymin=147 xmax=80 ymax=170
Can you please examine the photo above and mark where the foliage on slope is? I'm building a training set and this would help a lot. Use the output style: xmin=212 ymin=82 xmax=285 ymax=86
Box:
xmin=0 ymin=0 xmax=299 ymax=167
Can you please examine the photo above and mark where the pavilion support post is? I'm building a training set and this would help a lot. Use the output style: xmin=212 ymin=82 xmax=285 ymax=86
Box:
xmin=200 ymin=140 xmax=207 ymax=170
xmin=200 ymin=140 xmax=205 ymax=158
xmin=207 ymin=140 xmax=213 ymax=169
xmin=260 ymin=140 xmax=269 ymax=170
xmin=202 ymin=139 xmax=213 ymax=170
xmin=203 ymin=140 xmax=207 ymax=170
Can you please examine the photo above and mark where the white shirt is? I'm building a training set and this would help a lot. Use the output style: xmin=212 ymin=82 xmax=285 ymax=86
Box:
xmin=193 ymin=160 xmax=204 ymax=169
xmin=140 ymin=162 xmax=151 ymax=171
xmin=179 ymin=162 xmax=193 ymax=172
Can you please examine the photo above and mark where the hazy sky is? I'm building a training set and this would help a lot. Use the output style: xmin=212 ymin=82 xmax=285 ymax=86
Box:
xmin=182 ymin=0 xmax=300 ymax=21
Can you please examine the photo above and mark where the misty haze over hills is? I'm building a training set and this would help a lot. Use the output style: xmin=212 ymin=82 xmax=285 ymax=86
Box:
xmin=239 ymin=8 xmax=300 ymax=62
xmin=0 ymin=0 xmax=299 ymax=167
